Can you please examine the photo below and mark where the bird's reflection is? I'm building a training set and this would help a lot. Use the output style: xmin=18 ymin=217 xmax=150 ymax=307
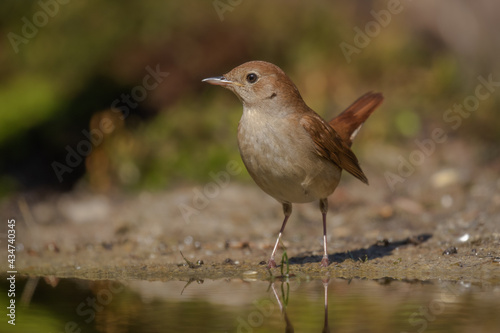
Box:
xmin=271 ymin=278 xmax=330 ymax=333
xmin=271 ymin=282 xmax=294 ymax=333
xmin=322 ymin=278 xmax=330 ymax=333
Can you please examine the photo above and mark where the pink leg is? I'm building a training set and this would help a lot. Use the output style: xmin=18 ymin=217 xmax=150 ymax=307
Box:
xmin=320 ymin=198 xmax=329 ymax=267
xmin=268 ymin=202 xmax=292 ymax=268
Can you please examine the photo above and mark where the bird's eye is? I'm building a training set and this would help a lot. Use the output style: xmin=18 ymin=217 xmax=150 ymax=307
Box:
xmin=246 ymin=73 xmax=258 ymax=84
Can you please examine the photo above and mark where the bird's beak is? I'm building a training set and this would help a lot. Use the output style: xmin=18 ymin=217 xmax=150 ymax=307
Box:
xmin=202 ymin=76 xmax=232 ymax=86
xmin=202 ymin=76 xmax=242 ymax=87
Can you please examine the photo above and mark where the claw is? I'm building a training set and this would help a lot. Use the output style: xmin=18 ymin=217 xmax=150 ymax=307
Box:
xmin=268 ymin=258 xmax=277 ymax=268
xmin=320 ymin=257 xmax=329 ymax=267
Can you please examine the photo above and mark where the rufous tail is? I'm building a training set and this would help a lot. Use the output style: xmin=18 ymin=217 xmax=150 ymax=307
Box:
xmin=329 ymin=92 xmax=384 ymax=146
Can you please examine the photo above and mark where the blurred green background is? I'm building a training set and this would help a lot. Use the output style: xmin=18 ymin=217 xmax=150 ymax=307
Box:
xmin=1 ymin=0 xmax=499 ymax=195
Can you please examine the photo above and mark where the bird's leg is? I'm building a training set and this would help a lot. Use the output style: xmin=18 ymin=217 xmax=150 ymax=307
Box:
xmin=319 ymin=198 xmax=329 ymax=267
xmin=268 ymin=202 xmax=292 ymax=268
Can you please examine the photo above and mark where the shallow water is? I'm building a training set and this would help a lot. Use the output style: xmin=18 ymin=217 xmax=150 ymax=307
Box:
xmin=2 ymin=275 xmax=499 ymax=333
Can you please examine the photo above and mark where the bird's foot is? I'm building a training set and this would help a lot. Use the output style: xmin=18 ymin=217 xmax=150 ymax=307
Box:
xmin=267 ymin=258 xmax=277 ymax=268
xmin=320 ymin=256 xmax=329 ymax=267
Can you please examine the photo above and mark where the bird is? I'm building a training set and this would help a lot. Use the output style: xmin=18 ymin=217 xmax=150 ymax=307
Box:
xmin=202 ymin=60 xmax=383 ymax=268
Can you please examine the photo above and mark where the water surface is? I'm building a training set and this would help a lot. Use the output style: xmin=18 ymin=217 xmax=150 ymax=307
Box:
xmin=2 ymin=275 xmax=499 ymax=332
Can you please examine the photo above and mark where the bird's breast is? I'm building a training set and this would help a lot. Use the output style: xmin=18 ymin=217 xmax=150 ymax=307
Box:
xmin=237 ymin=108 xmax=341 ymax=203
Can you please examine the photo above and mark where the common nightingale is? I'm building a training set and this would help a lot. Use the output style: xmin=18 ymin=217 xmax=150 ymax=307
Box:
xmin=203 ymin=61 xmax=383 ymax=267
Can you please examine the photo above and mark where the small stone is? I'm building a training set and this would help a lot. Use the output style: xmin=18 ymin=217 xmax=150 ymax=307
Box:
xmin=458 ymin=234 xmax=469 ymax=242
xmin=223 ymin=258 xmax=235 ymax=265
xmin=376 ymin=239 xmax=390 ymax=247
xmin=431 ymin=168 xmax=460 ymax=188
xmin=378 ymin=205 xmax=394 ymax=219
xmin=443 ymin=246 xmax=458 ymax=255
xmin=243 ymin=271 xmax=258 ymax=282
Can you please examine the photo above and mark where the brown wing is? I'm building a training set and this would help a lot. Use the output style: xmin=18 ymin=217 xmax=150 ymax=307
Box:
xmin=329 ymin=92 xmax=383 ymax=146
xmin=300 ymin=113 xmax=369 ymax=185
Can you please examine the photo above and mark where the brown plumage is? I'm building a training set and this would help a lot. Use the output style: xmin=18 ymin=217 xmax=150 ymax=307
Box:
xmin=300 ymin=113 xmax=368 ymax=185
xmin=329 ymin=92 xmax=384 ymax=146
xmin=203 ymin=61 xmax=383 ymax=268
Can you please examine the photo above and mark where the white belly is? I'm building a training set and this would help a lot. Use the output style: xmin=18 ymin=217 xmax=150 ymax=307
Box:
xmin=237 ymin=110 xmax=341 ymax=203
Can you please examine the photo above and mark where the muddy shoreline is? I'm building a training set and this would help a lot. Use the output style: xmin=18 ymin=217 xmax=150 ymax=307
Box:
xmin=5 ymin=142 xmax=500 ymax=284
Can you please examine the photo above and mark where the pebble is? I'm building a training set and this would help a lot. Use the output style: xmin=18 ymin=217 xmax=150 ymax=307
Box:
xmin=443 ymin=246 xmax=458 ymax=255
xmin=242 ymin=270 xmax=258 ymax=282
xmin=458 ymin=234 xmax=469 ymax=242
xmin=378 ymin=205 xmax=394 ymax=219
xmin=431 ymin=168 xmax=460 ymax=188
